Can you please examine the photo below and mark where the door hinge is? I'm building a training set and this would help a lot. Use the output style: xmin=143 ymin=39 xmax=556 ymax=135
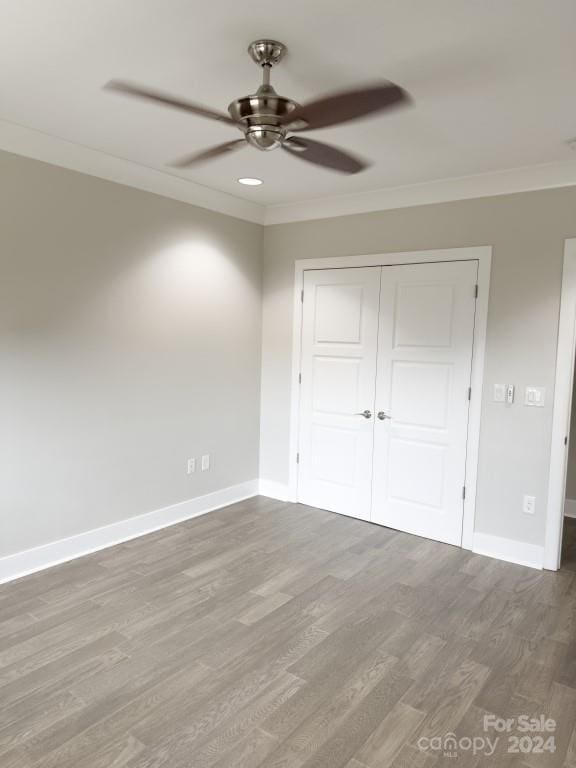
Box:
xmin=565 ymin=436 xmax=569 ymax=446
xmin=467 ymin=387 xmax=472 ymax=401
xmin=298 ymin=372 xmax=302 ymax=384
xmin=474 ymin=284 xmax=479 ymax=299
xmin=300 ymin=289 xmax=304 ymax=303
xmin=462 ymin=486 xmax=466 ymax=500
xmin=296 ymin=452 xmax=300 ymax=464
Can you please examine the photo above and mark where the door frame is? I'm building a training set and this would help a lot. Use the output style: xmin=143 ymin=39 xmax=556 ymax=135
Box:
xmin=544 ymin=238 xmax=576 ymax=569
xmin=288 ymin=246 xmax=492 ymax=551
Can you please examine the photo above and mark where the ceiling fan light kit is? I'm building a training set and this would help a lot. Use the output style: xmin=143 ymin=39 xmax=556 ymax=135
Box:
xmin=106 ymin=39 xmax=410 ymax=174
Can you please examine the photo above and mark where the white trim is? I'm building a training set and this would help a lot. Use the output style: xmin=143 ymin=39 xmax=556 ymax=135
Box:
xmin=545 ymin=238 xmax=576 ymax=570
xmin=288 ymin=246 xmax=492 ymax=549
xmin=565 ymin=499 xmax=576 ymax=519
xmin=258 ymin=479 xmax=291 ymax=502
xmin=0 ymin=118 xmax=264 ymax=225
xmin=0 ymin=480 xmax=258 ymax=585
xmin=3 ymin=117 xmax=576 ymax=227
xmin=264 ymin=161 xmax=576 ymax=225
xmin=472 ymin=532 xmax=544 ymax=570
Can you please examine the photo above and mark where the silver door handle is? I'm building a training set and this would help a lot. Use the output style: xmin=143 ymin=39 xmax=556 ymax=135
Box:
xmin=377 ymin=411 xmax=392 ymax=420
xmin=355 ymin=410 xmax=372 ymax=419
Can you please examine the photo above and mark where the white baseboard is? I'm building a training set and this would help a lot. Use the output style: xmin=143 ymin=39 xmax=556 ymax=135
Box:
xmin=258 ymin=479 xmax=291 ymax=502
xmin=0 ymin=480 xmax=258 ymax=585
xmin=1 ymin=484 xmax=550 ymax=584
xmin=472 ymin=532 xmax=544 ymax=570
xmin=565 ymin=498 xmax=576 ymax=518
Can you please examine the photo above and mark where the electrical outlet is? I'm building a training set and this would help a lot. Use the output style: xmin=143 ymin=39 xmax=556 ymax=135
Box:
xmin=523 ymin=495 xmax=536 ymax=515
xmin=201 ymin=454 xmax=210 ymax=471
xmin=187 ymin=458 xmax=196 ymax=474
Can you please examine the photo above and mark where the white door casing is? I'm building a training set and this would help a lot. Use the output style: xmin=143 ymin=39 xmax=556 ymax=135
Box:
xmin=297 ymin=267 xmax=381 ymax=520
xmin=289 ymin=247 xmax=491 ymax=552
xmin=545 ymin=239 xmax=576 ymax=569
xmin=371 ymin=261 xmax=478 ymax=545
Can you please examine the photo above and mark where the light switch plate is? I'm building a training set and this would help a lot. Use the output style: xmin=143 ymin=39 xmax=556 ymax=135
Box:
xmin=525 ymin=386 xmax=546 ymax=407
xmin=201 ymin=454 xmax=210 ymax=471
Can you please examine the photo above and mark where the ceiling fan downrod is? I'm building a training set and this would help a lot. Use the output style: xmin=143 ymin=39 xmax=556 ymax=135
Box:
xmin=227 ymin=39 xmax=298 ymax=151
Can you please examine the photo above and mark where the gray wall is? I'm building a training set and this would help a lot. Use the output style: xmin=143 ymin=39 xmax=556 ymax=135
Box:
xmin=4 ymin=145 xmax=576 ymax=558
xmin=0 ymin=151 xmax=263 ymax=557
xmin=260 ymin=187 xmax=576 ymax=547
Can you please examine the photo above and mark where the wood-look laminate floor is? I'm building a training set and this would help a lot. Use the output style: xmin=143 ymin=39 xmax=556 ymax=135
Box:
xmin=1 ymin=496 xmax=576 ymax=767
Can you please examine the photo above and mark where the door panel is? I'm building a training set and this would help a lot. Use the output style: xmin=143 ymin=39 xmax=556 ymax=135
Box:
xmin=371 ymin=261 xmax=477 ymax=545
xmin=298 ymin=267 xmax=380 ymax=520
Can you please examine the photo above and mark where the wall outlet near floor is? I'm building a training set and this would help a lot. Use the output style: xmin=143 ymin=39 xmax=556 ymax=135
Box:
xmin=201 ymin=454 xmax=210 ymax=471
xmin=187 ymin=458 xmax=196 ymax=474
xmin=523 ymin=494 xmax=536 ymax=515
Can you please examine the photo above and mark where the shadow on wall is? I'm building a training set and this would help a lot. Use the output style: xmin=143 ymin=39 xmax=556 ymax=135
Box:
xmin=1 ymin=152 xmax=263 ymax=558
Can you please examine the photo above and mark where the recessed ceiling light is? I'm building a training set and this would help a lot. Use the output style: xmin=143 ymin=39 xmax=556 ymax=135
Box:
xmin=238 ymin=177 xmax=263 ymax=186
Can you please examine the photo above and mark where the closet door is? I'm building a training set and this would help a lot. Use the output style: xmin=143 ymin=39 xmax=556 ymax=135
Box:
xmin=297 ymin=267 xmax=380 ymax=520
xmin=371 ymin=261 xmax=477 ymax=545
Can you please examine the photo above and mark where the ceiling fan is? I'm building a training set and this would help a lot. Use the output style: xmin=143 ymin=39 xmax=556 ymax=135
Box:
xmin=105 ymin=39 xmax=410 ymax=174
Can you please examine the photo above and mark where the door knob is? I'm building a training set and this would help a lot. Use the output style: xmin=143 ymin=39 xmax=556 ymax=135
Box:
xmin=377 ymin=411 xmax=392 ymax=421
xmin=355 ymin=410 xmax=372 ymax=419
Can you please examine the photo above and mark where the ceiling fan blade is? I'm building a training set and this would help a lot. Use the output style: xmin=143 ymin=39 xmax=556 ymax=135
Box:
xmin=282 ymin=136 xmax=368 ymax=174
xmin=105 ymin=80 xmax=237 ymax=126
xmin=169 ymin=139 xmax=246 ymax=168
xmin=282 ymin=81 xmax=409 ymax=131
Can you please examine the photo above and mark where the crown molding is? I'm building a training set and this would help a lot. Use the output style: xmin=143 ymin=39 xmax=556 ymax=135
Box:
xmin=263 ymin=160 xmax=576 ymax=225
xmin=2 ymin=117 xmax=576 ymax=227
xmin=0 ymin=118 xmax=265 ymax=225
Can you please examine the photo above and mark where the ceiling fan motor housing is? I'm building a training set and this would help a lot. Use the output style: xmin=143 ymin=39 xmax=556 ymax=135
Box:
xmin=228 ymin=85 xmax=299 ymax=151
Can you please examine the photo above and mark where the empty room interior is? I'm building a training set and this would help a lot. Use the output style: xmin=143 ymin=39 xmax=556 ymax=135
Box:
xmin=2 ymin=2 xmax=576 ymax=766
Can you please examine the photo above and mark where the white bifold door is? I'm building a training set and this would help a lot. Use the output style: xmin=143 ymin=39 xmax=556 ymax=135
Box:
xmin=297 ymin=260 xmax=478 ymax=546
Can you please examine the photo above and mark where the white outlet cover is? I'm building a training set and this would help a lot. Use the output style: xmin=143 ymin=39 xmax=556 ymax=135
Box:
xmin=187 ymin=458 xmax=196 ymax=474
xmin=201 ymin=454 xmax=210 ymax=471
xmin=523 ymin=494 xmax=536 ymax=515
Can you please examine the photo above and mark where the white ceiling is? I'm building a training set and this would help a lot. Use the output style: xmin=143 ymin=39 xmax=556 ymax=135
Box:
xmin=1 ymin=0 xmax=576 ymax=213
